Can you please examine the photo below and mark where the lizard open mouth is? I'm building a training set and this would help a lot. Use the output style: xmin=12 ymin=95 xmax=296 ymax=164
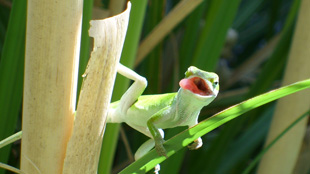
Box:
xmin=179 ymin=77 xmax=213 ymax=96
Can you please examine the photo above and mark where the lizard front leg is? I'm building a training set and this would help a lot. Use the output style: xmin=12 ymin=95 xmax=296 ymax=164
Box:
xmin=146 ymin=106 xmax=170 ymax=157
xmin=187 ymin=121 xmax=203 ymax=150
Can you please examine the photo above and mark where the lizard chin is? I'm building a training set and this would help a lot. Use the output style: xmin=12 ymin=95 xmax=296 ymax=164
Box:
xmin=179 ymin=77 xmax=214 ymax=97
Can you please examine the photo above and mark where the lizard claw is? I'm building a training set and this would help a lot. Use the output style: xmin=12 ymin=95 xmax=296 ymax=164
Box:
xmin=188 ymin=137 xmax=203 ymax=150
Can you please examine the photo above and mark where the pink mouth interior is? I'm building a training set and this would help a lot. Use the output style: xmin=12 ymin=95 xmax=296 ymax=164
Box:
xmin=179 ymin=77 xmax=212 ymax=96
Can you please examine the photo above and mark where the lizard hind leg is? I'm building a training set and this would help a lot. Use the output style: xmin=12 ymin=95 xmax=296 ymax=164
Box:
xmin=134 ymin=134 xmax=163 ymax=174
xmin=134 ymin=139 xmax=161 ymax=174
xmin=117 ymin=63 xmax=147 ymax=114
xmin=134 ymin=139 xmax=155 ymax=160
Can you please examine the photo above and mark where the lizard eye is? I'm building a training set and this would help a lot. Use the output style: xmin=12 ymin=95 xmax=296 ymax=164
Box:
xmin=213 ymin=81 xmax=219 ymax=89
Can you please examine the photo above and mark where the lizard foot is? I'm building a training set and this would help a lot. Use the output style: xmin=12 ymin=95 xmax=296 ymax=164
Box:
xmin=154 ymin=164 xmax=160 ymax=174
xmin=188 ymin=137 xmax=203 ymax=150
xmin=155 ymin=139 xmax=167 ymax=158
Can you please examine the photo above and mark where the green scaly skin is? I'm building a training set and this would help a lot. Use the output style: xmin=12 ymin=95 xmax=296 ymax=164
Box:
xmin=107 ymin=66 xmax=219 ymax=158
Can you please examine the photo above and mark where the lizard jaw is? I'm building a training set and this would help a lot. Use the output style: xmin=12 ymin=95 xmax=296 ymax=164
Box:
xmin=179 ymin=76 xmax=214 ymax=97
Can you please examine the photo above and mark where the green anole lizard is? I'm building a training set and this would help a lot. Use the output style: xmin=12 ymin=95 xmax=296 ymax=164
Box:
xmin=0 ymin=65 xmax=219 ymax=173
xmin=109 ymin=64 xmax=219 ymax=173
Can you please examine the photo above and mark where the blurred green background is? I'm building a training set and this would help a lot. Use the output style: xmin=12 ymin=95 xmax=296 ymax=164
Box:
xmin=0 ymin=0 xmax=308 ymax=173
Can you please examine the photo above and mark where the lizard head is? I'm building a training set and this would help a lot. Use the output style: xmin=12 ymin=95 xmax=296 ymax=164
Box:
xmin=179 ymin=66 xmax=219 ymax=101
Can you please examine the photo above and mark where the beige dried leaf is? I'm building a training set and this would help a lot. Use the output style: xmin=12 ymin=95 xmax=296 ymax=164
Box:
xmin=63 ymin=2 xmax=131 ymax=174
